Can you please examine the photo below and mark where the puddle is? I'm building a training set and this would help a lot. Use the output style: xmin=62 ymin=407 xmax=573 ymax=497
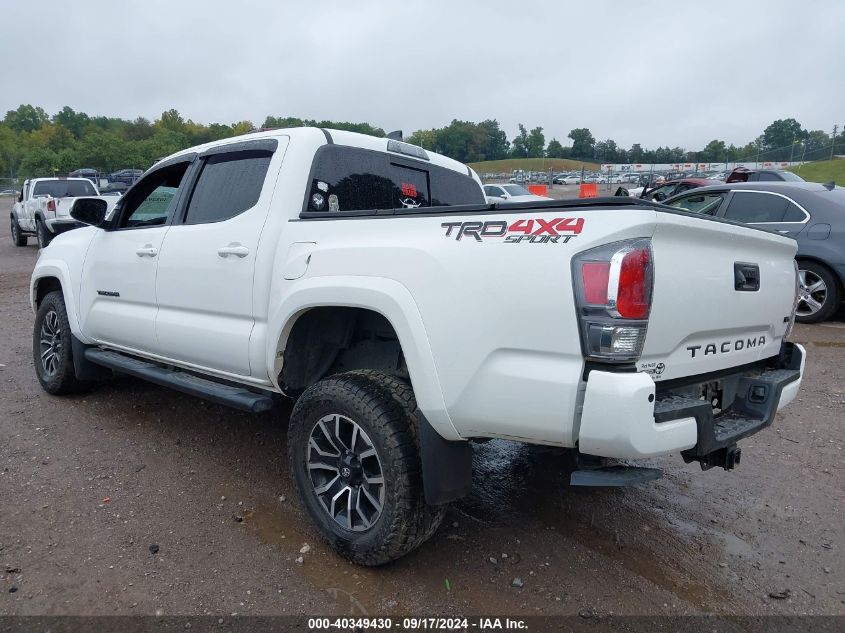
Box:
xmin=455 ymin=440 xmax=740 ymax=611
xmin=237 ymin=501 xmax=387 ymax=615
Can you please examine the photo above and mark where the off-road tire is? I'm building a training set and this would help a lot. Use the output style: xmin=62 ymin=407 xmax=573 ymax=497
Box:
xmin=33 ymin=291 xmax=89 ymax=395
xmin=288 ymin=370 xmax=447 ymax=566
xmin=11 ymin=216 xmax=27 ymax=246
xmin=796 ymin=260 xmax=840 ymax=324
xmin=36 ymin=219 xmax=52 ymax=248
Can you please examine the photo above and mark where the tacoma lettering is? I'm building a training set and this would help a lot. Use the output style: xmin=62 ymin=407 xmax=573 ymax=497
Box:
xmin=687 ymin=336 xmax=766 ymax=358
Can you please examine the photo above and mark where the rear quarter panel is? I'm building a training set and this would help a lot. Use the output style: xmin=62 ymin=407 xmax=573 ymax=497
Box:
xmin=280 ymin=207 xmax=659 ymax=446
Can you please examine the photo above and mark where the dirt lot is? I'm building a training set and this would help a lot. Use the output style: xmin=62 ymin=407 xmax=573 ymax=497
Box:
xmin=1 ymin=198 xmax=843 ymax=618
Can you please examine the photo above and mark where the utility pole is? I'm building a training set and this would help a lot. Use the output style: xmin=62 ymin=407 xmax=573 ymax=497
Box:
xmin=789 ymin=133 xmax=796 ymax=164
xmin=832 ymin=125 xmax=839 ymax=161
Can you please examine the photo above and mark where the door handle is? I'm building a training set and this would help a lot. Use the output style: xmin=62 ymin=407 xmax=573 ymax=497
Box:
xmin=217 ymin=243 xmax=249 ymax=258
xmin=136 ymin=245 xmax=158 ymax=257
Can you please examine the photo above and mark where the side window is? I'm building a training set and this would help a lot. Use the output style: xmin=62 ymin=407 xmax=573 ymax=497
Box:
xmin=723 ymin=192 xmax=789 ymax=223
xmin=183 ymin=150 xmax=272 ymax=225
xmin=756 ymin=172 xmax=780 ymax=182
xmin=118 ymin=161 xmax=190 ymax=229
xmin=307 ymin=148 xmax=392 ymax=212
xmin=783 ymin=201 xmax=807 ymax=222
xmin=667 ymin=192 xmax=725 ymax=215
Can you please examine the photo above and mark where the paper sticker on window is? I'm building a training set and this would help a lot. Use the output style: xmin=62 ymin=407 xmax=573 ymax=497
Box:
xmin=328 ymin=194 xmax=339 ymax=212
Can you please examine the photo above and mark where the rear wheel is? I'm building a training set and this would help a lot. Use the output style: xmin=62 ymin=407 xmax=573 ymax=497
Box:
xmin=33 ymin=291 xmax=90 ymax=394
xmin=36 ymin=219 xmax=52 ymax=248
xmin=11 ymin=216 xmax=27 ymax=246
xmin=288 ymin=370 xmax=446 ymax=566
xmin=796 ymin=261 xmax=840 ymax=324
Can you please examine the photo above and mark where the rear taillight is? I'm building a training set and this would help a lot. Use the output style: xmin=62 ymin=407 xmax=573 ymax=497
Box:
xmin=47 ymin=199 xmax=56 ymax=212
xmin=785 ymin=260 xmax=799 ymax=337
xmin=573 ymin=239 xmax=653 ymax=362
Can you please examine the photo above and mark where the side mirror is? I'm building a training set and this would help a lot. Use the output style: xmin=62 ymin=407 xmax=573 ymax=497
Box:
xmin=653 ymin=192 xmax=667 ymax=202
xmin=614 ymin=187 xmax=630 ymax=197
xmin=70 ymin=198 xmax=108 ymax=227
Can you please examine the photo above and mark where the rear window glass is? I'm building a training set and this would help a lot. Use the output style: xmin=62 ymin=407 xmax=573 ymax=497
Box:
xmin=184 ymin=151 xmax=272 ymax=224
xmin=305 ymin=146 xmax=483 ymax=212
xmin=32 ymin=179 xmax=97 ymax=198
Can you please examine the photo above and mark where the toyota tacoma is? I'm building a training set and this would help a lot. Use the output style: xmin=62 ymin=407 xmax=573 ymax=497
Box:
xmin=30 ymin=128 xmax=805 ymax=565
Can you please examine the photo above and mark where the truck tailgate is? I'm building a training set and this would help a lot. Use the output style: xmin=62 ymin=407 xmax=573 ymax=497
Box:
xmin=639 ymin=212 xmax=797 ymax=382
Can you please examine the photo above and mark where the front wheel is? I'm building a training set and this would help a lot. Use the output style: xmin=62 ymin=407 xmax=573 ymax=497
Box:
xmin=796 ymin=261 xmax=840 ymax=324
xmin=33 ymin=291 xmax=89 ymax=394
xmin=36 ymin=219 xmax=52 ymax=248
xmin=11 ymin=216 xmax=27 ymax=246
xmin=288 ymin=371 xmax=446 ymax=566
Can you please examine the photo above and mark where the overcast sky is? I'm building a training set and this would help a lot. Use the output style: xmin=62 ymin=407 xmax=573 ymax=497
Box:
xmin=2 ymin=0 xmax=843 ymax=150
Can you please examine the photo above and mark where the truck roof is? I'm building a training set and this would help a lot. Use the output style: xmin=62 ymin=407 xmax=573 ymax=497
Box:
xmin=158 ymin=127 xmax=478 ymax=181
xmin=25 ymin=177 xmax=94 ymax=183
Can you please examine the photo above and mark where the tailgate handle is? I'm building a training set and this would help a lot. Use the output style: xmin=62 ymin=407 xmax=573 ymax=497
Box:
xmin=734 ymin=262 xmax=760 ymax=292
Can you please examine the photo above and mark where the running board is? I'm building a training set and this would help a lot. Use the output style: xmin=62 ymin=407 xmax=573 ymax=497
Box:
xmin=84 ymin=348 xmax=276 ymax=413
xmin=570 ymin=466 xmax=663 ymax=487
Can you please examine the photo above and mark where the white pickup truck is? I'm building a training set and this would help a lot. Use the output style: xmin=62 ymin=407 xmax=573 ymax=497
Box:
xmin=30 ymin=128 xmax=805 ymax=565
xmin=10 ymin=177 xmax=117 ymax=248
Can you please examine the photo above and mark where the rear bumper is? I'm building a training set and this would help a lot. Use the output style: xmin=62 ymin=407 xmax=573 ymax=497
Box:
xmin=577 ymin=343 xmax=805 ymax=460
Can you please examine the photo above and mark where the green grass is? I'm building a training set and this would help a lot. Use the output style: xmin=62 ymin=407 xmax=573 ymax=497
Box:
xmin=788 ymin=158 xmax=845 ymax=184
xmin=467 ymin=157 xmax=600 ymax=174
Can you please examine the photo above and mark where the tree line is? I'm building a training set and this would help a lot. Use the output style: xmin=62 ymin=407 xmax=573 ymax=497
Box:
xmin=1 ymin=104 xmax=842 ymax=181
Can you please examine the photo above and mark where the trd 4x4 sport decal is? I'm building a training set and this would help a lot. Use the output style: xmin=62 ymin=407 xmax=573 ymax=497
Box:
xmin=441 ymin=218 xmax=584 ymax=243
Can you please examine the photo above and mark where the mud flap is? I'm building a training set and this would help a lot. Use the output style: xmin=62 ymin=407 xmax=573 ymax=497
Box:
xmin=416 ymin=409 xmax=473 ymax=505
xmin=71 ymin=336 xmax=112 ymax=382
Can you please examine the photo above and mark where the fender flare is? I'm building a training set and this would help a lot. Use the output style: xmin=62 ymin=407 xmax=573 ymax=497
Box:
xmin=266 ymin=275 xmax=462 ymax=442
xmin=30 ymin=262 xmax=90 ymax=342
xmin=34 ymin=211 xmax=51 ymax=231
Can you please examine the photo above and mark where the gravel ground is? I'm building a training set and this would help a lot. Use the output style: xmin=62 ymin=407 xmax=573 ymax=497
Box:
xmin=1 ymin=198 xmax=843 ymax=618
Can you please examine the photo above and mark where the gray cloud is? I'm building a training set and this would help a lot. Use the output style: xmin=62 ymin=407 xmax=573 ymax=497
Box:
xmin=1 ymin=0 xmax=843 ymax=150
